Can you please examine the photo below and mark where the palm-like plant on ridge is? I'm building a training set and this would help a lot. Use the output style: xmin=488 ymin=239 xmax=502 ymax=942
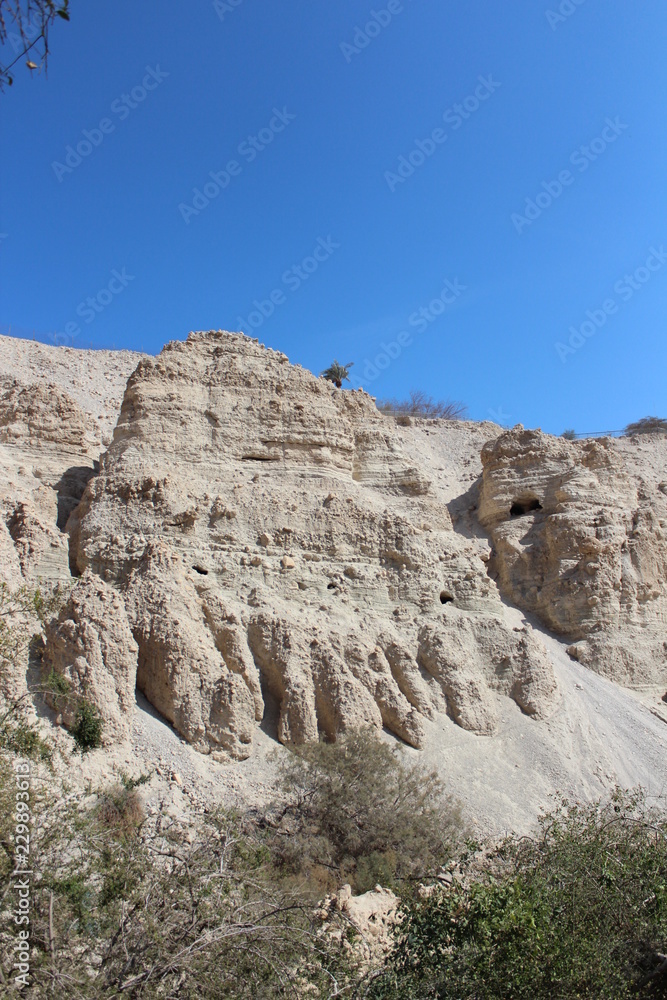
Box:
xmin=320 ymin=360 xmax=353 ymax=388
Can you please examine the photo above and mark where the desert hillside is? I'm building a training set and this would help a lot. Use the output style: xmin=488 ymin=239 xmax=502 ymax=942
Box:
xmin=1 ymin=330 xmax=665 ymax=834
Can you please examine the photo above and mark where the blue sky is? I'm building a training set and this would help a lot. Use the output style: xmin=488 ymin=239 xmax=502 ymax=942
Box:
xmin=1 ymin=0 xmax=666 ymax=434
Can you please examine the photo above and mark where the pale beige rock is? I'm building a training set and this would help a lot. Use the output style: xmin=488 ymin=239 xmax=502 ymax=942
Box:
xmin=65 ymin=331 xmax=558 ymax=755
xmin=43 ymin=569 xmax=138 ymax=743
xmin=0 ymin=341 xmax=143 ymax=589
xmin=478 ymin=427 xmax=667 ymax=686
xmin=122 ymin=540 xmax=261 ymax=759
xmin=317 ymin=883 xmax=399 ymax=967
xmin=416 ymin=611 xmax=557 ymax=734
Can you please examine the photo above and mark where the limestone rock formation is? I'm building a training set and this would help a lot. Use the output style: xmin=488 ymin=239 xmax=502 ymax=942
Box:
xmin=0 ymin=338 xmax=146 ymax=586
xmin=478 ymin=426 xmax=667 ymax=686
xmin=43 ymin=570 xmax=138 ymax=743
xmin=0 ymin=339 xmax=145 ymax=701
xmin=65 ymin=331 xmax=558 ymax=757
xmin=1 ymin=330 xmax=666 ymax=831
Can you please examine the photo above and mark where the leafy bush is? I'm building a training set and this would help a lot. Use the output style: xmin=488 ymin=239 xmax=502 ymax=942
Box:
xmin=377 ymin=390 xmax=467 ymax=421
xmin=0 ymin=581 xmax=67 ymax=684
xmin=0 ymin=715 xmax=53 ymax=763
xmin=371 ymin=788 xmax=667 ymax=999
xmin=119 ymin=768 xmax=152 ymax=791
xmin=70 ymin=700 xmax=103 ymax=753
xmin=44 ymin=667 xmax=70 ymax=697
xmin=0 ymin=583 xmax=69 ymax=765
xmin=561 ymin=428 xmax=577 ymax=440
xmin=624 ymin=416 xmax=667 ymax=436
xmin=268 ymin=728 xmax=464 ymax=894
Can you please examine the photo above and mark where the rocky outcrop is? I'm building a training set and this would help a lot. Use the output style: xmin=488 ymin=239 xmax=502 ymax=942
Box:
xmin=0 ymin=344 xmax=143 ymax=704
xmin=0 ymin=366 xmax=140 ymax=585
xmin=478 ymin=427 xmax=667 ymax=686
xmin=316 ymin=884 xmax=399 ymax=967
xmin=65 ymin=331 xmax=559 ymax=757
xmin=43 ymin=570 xmax=138 ymax=743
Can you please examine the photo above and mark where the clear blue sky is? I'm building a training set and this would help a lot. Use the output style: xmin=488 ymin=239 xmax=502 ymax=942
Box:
xmin=1 ymin=0 xmax=666 ymax=434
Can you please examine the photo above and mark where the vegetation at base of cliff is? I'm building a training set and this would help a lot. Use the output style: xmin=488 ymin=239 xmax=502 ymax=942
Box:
xmin=267 ymin=727 xmax=464 ymax=896
xmin=0 ymin=582 xmax=69 ymax=766
xmin=368 ymin=787 xmax=667 ymax=1000
xmin=376 ymin=389 xmax=467 ymax=422
xmin=0 ymin=727 xmax=665 ymax=997
xmin=0 ymin=751 xmax=358 ymax=998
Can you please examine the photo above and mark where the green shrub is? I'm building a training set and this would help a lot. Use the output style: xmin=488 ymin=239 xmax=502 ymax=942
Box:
xmin=70 ymin=700 xmax=103 ymax=753
xmin=320 ymin=360 xmax=354 ymax=388
xmin=119 ymin=768 xmax=152 ymax=791
xmin=268 ymin=728 xmax=464 ymax=894
xmin=371 ymin=788 xmax=667 ymax=999
xmin=0 ymin=717 xmax=53 ymax=764
xmin=44 ymin=667 xmax=71 ymax=697
xmin=561 ymin=428 xmax=577 ymax=440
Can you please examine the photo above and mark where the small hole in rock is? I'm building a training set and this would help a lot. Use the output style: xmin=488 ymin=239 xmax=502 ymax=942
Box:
xmin=327 ymin=582 xmax=337 ymax=590
xmin=440 ymin=591 xmax=453 ymax=605
xmin=192 ymin=565 xmax=208 ymax=575
xmin=510 ymin=498 xmax=543 ymax=517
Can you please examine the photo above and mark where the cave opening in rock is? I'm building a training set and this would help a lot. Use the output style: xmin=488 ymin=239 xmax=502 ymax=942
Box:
xmin=510 ymin=498 xmax=543 ymax=517
xmin=192 ymin=565 xmax=209 ymax=575
xmin=440 ymin=591 xmax=453 ymax=605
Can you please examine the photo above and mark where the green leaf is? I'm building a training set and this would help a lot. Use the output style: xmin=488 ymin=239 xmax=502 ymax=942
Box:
xmin=57 ymin=9 xmax=70 ymax=19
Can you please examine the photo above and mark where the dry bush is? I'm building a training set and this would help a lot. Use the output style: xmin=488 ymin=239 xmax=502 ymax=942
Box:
xmin=266 ymin=728 xmax=465 ymax=895
xmin=0 ymin=757 xmax=356 ymax=998
xmin=377 ymin=389 xmax=467 ymax=421
xmin=96 ymin=785 xmax=145 ymax=835
xmin=624 ymin=416 xmax=667 ymax=436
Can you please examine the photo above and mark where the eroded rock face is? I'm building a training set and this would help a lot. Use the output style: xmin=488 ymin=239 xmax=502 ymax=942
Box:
xmin=65 ymin=331 xmax=558 ymax=756
xmin=43 ymin=570 xmax=138 ymax=743
xmin=478 ymin=427 xmax=667 ymax=685
xmin=0 ymin=381 xmax=100 ymax=583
